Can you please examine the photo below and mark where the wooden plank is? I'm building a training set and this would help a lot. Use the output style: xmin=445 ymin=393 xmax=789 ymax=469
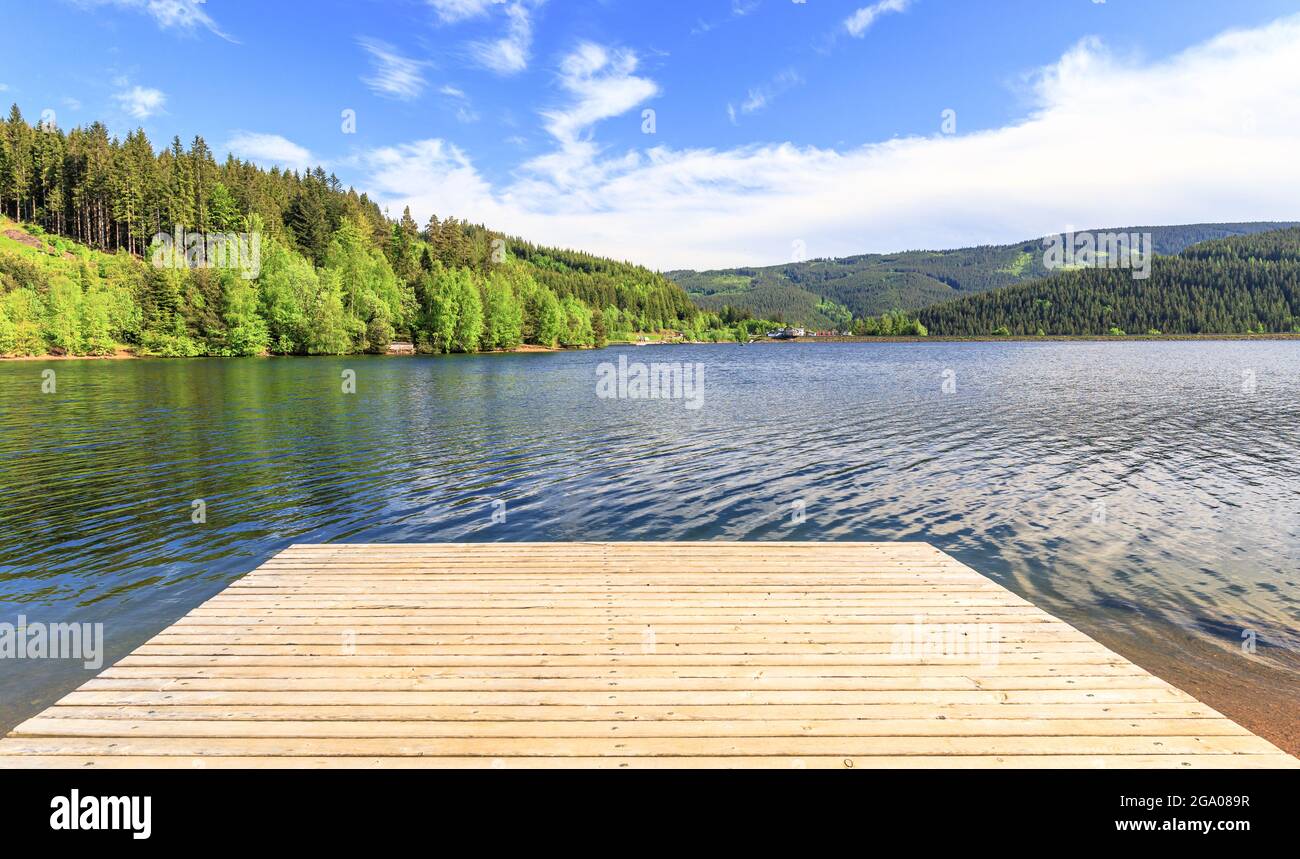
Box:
xmin=4 ymin=755 xmax=1293 ymax=769
xmin=97 ymin=663 xmax=1154 ymax=678
xmin=54 ymin=690 xmax=1207 ymax=705
xmin=0 ymin=735 xmax=1279 ymax=756
xmin=1 ymin=542 xmax=1293 ymax=770
xmin=29 ymin=703 xmax=1230 ymax=720
xmin=10 ymin=718 xmax=1256 ymax=739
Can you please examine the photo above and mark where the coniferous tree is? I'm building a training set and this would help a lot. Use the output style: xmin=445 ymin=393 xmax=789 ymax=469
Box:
xmin=0 ymin=106 xmax=700 ymax=357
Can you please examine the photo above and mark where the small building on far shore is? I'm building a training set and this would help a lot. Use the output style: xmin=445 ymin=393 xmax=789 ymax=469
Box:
xmin=767 ymin=327 xmax=806 ymax=340
xmin=388 ymin=341 xmax=416 ymax=356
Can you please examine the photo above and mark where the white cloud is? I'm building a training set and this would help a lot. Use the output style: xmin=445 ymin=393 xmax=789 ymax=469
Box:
xmin=437 ymin=86 xmax=480 ymax=123
xmin=732 ymin=68 xmax=803 ymax=118
xmin=516 ymin=42 xmax=659 ymax=190
xmin=358 ymin=15 xmax=1300 ymax=271
xmin=694 ymin=0 xmax=761 ymax=36
xmin=427 ymin=0 xmax=497 ymax=22
xmin=469 ymin=1 xmax=537 ymax=75
xmin=74 ymin=0 xmax=233 ymax=40
xmin=365 ymin=139 xmax=498 ymax=218
xmin=542 ymin=44 xmax=658 ymax=146
xmin=845 ymin=0 xmax=913 ymax=38
xmin=424 ymin=0 xmax=542 ymax=75
xmin=226 ymin=132 xmax=316 ymax=172
xmin=114 ymin=84 xmax=165 ymax=119
xmin=359 ymin=38 xmax=431 ymax=100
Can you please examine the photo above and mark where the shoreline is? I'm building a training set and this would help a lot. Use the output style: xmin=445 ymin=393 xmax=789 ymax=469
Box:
xmin=5 ymin=332 xmax=1300 ymax=362
xmin=1090 ymin=625 xmax=1300 ymax=758
xmin=0 ymin=344 xmax=569 ymax=362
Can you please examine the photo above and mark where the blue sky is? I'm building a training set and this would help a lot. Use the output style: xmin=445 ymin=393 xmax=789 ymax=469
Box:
xmin=2 ymin=1 xmax=1300 ymax=268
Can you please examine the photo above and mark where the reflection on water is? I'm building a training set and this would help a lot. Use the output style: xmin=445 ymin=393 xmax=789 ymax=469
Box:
xmin=1 ymin=342 xmax=1298 ymax=729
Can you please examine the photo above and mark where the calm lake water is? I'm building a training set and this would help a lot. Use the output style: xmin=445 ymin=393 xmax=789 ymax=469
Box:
xmin=2 ymin=342 xmax=1298 ymax=733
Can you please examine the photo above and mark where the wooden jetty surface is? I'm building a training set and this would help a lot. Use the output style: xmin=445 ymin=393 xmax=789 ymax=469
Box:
xmin=2 ymin=542 xmax=1295 ymax=769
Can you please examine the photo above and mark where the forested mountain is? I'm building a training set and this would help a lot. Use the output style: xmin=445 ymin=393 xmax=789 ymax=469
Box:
xmin=671 ymin=223 xmax=1299 ymax=327
xmin=0 ymin=105 xmax=707 ymax=358
xmin=5 ymin=105 xmax=1295 ymax=355
xmin=917 ymin=228 xmax=1300 ymax=337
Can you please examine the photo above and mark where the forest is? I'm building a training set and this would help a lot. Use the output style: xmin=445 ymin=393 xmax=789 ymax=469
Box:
xmin=4 ymin=107 xmax=1297 ymax=355
xmin=673 ymin=222 xmax=1299 ymax=328
xmin=0 ymin=106 xmax=731 ymax=358
xmin=917 ymin=228 xmax=1300 ymax=337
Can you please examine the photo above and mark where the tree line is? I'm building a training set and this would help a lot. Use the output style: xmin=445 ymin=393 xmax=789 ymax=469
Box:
xmin=0 ymin=105 xmax=711 ymax=357
xmin=917 ymin=228 xmax=1300 ymax=337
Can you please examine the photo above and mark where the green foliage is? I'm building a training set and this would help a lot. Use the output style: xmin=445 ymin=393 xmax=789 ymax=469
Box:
xmin=851 ymin=309 xmax=928 ymax=337
xmin=672 ymin=223 xmax=1300 ymax=327
xmin=257 ymin=236 xmax=316 ymax=354
xmin=44 ymin=278 xmax=84 ymax=354
xmin=0 ymin=300 xmax=15 ymax=354
xmin=918 ymin=228 xmax=1300 ymax=337
xmin=0 ymin=106 xmax=701 ymax=357
xmin=558 ymin=295 xmax=594 ymax=348
xmin=304 ymin=269 xmax=352 ymax=356
xmin=504 ymin=239 xmax=695 ymax=333
xmin=481 ymin=270 xmax=524 ymax=351
xmin=80 ymin=290 xmax=116 ymax=355
xmin=450 ymin=273 xmax=483 ymax=354
xmin=415 ymin=265 xmax=483 ymax=354
xmin=365 ymin=316 xmax=395 ymax=355
xmin=324 ymin=216 xmax=405 ymax=348
xmin=206 ymin=182 xmax=241 ymax=232
xmin=222 ymin=275 xmax=270 ymax=357
xmin=4 ymin=288 xmax=46 ymax=355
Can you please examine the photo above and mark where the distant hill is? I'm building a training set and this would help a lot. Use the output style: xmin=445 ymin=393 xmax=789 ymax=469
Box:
xmin=669 ymin=222 xmax=1300 ymax=327
xmin=917 ymin=227 xmax=1300 ymax=337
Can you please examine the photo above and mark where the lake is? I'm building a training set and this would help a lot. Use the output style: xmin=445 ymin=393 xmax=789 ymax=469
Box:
xmin=2 ymin=342 xmax=1298 ymax=741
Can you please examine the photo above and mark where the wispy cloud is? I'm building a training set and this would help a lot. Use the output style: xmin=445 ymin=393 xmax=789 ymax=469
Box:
xmin=426 ymin=0 xmax=497 ymax=23
xmin=73 ymin=0 xmax=234 ymax=41
xmin=364 ymin=139 xmax=495 ymax=218
xmin=226 ymin=132 xmax=316 ymax=172
xmin=113 ymin=83 xmax=165 ymax=119
xmin=844 ymin=0 xmax=912 ymax=38
xmin=439 ymin=85 xmax=479 ymax=123
xmin=693 ymin=0 xmax=762 ymax=36
xmin=543 ymin=43 xmax=658 ymax=144
xmin=729 ymin=67 xmax=803 ymax=121
xmin=425 ymin=0 xmax=541 ymax=74
xmin=469 ymin=1 xmax=538 ymax=75
xmin=520 ymin=42 xmax=659 ymax=188
xmin=360 ymin=15 xmax=1300 ymax=271
xmin=358 ymin=38 xmax=432 ymax=100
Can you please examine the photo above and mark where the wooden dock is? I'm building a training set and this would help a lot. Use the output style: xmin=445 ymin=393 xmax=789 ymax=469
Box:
xmin=1 ymin=542 xmax=1294 ymax=768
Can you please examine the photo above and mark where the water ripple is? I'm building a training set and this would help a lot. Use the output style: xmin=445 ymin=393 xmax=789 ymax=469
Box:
xmin=1 ymin=342 xmax=1298 ymax=728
